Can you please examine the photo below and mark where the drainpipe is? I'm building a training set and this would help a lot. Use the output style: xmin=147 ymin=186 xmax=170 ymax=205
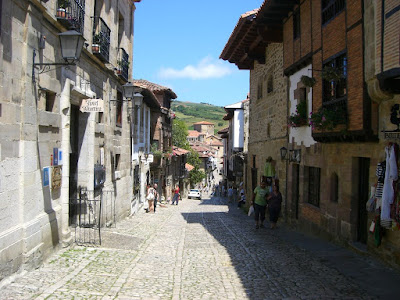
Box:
xmin=60 ymin=77 xmax=72 ymax=246
xmin=284 ymin=75 xmax=290 ymax=224
xmin=380 ymin=0 xmax=385 ymax=74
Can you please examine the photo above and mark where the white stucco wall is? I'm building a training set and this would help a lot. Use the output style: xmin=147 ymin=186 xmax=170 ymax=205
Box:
xmin=233 ymin=109 xmax=244 ymax=150
xmin=289 ymin=65 xmax=316 ymax=148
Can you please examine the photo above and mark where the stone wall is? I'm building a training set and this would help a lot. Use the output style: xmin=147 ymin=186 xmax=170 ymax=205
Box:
xmin=0 ymin=0 xmax=136 ymax=281
xmin=247 ymin=43 xmax=287 ymax=209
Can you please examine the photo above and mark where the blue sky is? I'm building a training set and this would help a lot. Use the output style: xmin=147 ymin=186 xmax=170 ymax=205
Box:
xmin=133 ymin=0 xmax=264 ymax=107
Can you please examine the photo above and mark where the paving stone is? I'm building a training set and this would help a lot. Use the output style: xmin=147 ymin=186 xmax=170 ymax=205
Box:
xmin=1 ymin=195 xmax=400 ymax=299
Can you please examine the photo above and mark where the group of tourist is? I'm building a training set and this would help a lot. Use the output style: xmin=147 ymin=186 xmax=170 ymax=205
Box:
xmin=145 ymin=184 xmax=181 ymax=213
xmin=252 ymin=179 xmax=282 ymax=229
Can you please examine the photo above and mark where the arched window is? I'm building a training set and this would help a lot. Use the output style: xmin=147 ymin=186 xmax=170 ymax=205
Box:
xmin=331 ymin=172 xmax=339 ymax=203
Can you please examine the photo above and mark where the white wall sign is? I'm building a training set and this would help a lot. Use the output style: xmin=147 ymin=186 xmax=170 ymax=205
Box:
xmin=80 ymin=99 xmax=104 ymax=113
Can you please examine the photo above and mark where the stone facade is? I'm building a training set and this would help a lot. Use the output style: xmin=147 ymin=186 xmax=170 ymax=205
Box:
xmin=193 ymin=122 xmax=215 ymax=136
xmin=221 ymin=0 xmax=400 ymax=268
xmin=247 ymin=43 xmax=287 ymax=202
xmin=363 ymin=0 xmax=400 ymax=267
xmin=0 ymin=0 xmax=139 ymax=280
xmin=282 ymin=0 xmax=400 ymax=268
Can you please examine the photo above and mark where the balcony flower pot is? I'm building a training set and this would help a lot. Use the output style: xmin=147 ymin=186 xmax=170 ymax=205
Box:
xmin=300 ymin=75 xmax=316 ymax=87
xmin=309 ymin=107 xmax=347 ymax=131
xmin=56 ymin=8 xmax=66 ymax=18
xmin=92 ymin=44 xmax=100 ymax=53
xmin=288 ymin=100 xmax=308 ymax=128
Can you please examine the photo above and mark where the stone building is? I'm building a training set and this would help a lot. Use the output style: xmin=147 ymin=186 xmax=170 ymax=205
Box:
xmin=133 ymin=80 xmax=177 ymax=205
xmin=193 ymin=121 xmax=215 ymax=136
xmin=221 ymin=0 xmax=400 ymax=268
xmin=364 ymin=0 xmax=400 ymax=265
xmin=0 ymin=0 xmax=141 ymax=280
xmin=220 ymin=7 xmax=288 ymax=205
xmin=221 ymin=100 xmax=249 ymax=188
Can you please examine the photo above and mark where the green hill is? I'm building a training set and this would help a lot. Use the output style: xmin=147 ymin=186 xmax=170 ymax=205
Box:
xmin=171 ymin=101 xmax=228 ymax=134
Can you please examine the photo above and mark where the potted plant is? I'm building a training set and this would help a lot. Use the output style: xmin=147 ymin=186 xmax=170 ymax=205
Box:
xmin=309 ymin=106 xmax=347 ymax=130
xmin=56 ymin=0 xmax=70 ymax=18
xmin=300 ymin=75 xmax=316 ymax=87
xmin=117 ymin=59 xmax=130 ymax=74
xmin=92 ymin=33 xmax=102 ymax=53
xmin=321 ymin=65 xmax=343 ymax=82
xmin=288 ymin=100 xmax=308 ymax=128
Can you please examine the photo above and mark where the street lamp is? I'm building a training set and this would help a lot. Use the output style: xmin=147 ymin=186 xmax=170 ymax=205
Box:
xmin=122 ymin=82 xmax=135 ymax=100
xmin=32 ymin=30 xmax=85 ymax=82
xmin=110 ymin=82 xmax=142 ymax=104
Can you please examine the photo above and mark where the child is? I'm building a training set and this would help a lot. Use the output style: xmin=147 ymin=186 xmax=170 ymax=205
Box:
xmin=238 ymin=190 xmax=246 ymax=208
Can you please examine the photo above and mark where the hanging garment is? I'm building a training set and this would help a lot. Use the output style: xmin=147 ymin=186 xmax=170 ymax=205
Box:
xmin=381 ymin=145 xmax=398 ymax=227
xmin=375 ymin=162 xmax=386 ymax=199
xmin=264 ymin=162 xmax=276 ymax=177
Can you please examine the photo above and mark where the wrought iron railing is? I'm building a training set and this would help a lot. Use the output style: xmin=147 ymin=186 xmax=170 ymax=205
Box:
xmin=117 ymin=48 xmax=129 ymax=81
xmin=56 ymin=0 xmax=85 ymax=33
xmin=92 ymin=17 xmax=111 ymax=62
xmin=70 ymin=188 xmax=116 ymax=245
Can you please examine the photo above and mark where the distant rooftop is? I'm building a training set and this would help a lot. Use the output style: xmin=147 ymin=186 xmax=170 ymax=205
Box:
xmin=133 ymin=79 xmax=177 ymax=99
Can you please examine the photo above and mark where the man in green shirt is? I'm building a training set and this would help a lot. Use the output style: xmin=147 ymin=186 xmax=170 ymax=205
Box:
xmin=252 ymin=180 xmax=269 ymax=229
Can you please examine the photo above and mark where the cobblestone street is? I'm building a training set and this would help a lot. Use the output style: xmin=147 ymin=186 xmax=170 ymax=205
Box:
xmin=1 ymin=195 xmax=400 ymax=300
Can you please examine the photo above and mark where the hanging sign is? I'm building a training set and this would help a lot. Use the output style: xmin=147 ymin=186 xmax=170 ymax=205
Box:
xmin=382 ymin=104 xmax=400 ymax=139
xmin=80 ymin=99 xmax=104 ymax=113
xmin=43 ymin=167 xmax=50 ymax=187
xmin=51 ymin=166 xmax=62 ymax=190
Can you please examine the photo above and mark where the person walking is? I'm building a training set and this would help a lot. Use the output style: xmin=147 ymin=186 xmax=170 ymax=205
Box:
xmin=267 ymin=184 xmax=282 ymax=229
xmin=153 ymin=183 xmax=159 ymax=213
xmin=146 ymin=184 xmax=155 ymax=213
xmin=171 ymin=185 xmax=180 ymax=205
xmin=252 ymin=180 xmax=269 ymax=229
xmin=228 ymin=186 xmax=233 ymax=203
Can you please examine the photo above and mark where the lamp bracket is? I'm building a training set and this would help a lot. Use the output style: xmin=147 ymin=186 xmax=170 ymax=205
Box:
xmin=32 ymin=49 xmax=75 ymax=82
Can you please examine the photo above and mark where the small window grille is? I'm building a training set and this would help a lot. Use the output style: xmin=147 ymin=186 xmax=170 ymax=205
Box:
xmin=306 ymin=166 xmax=320 ymax=207
xmin=322 ymin=0 xmax=346 ymax=25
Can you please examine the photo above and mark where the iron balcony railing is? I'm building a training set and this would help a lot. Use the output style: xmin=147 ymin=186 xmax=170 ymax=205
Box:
xmin=56 ymin=0 xmax=85 ymax=33
xmin=117 ymin=48 xmax=129 ymax=81
xmin=92 ymin=17 xmax=111 ymax=62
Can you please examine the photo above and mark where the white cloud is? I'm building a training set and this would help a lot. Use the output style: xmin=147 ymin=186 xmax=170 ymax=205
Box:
xmin=158 ymin=56 xmax=234 ymax=80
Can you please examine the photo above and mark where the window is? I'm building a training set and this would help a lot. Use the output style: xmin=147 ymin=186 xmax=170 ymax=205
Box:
xmin=322 ymin=53 xmax=347 ymax=104
xmin=306 ymin=166 xmax=320 ymax=207
xmin=293 ymin=9 xmax=300 ymax=39
xmin=267 ymin=75 xmax=274 ymax=94
xmin=45 ymin=91 xmax=56 ymax=112
xmin=322 ymin=0 xmax=346 ymax=25
xmin=257 ymin=80 xmax=263 ymax=100
xmin=116 ymin=91 xmax=123 ymax=127
xmin=331 ymin=172 xmax=339 ymax=203
xmin=115 ymin=154 xmax=120 ymax=171
xmin=97 ymin=112 xmax=103 ymax=123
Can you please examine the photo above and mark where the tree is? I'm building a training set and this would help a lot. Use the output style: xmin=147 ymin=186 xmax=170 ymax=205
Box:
xmin=187 ymin=149 xmax=206 ymax=187
xmin=172 ymin=119 xmax=190 ymax=150
xmin=172 ymin=120 xmax=205 ymax=186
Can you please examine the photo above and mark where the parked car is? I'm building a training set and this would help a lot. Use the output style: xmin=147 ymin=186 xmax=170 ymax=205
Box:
xmin=188 ymin=189 xmax=201 ymax=200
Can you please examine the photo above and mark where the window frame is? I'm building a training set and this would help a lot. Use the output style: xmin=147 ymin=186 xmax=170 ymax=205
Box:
xmin=322 ymin=0 xmax=346 ymax=25
xmin=116 ymin=91 xmax=123 ymax=128
xmin=322 ymin=52 xmax=347 ymax=105
xmin=305 ymin=166 xmax=321 ymax=207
